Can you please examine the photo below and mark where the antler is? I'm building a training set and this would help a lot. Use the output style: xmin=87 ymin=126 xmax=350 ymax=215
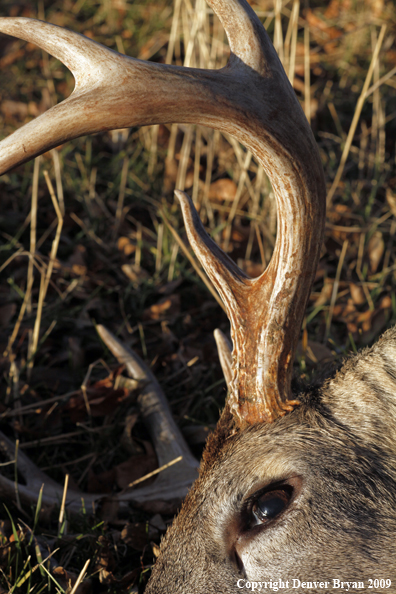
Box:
xmin=0 ymin=0 xmax=326 ymax=425
xmin=0 ymin=327 xmax=198 ymax=514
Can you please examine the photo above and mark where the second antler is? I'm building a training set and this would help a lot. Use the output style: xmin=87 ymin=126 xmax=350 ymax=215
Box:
xmin=0 ymin=0 xmax=326 ymax=426
xmin=0 ymin=326 xmax=198 ymax=514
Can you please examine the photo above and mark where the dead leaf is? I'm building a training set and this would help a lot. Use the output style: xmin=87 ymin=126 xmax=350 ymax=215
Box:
xmin=143 ymin=294 xmax=180 ymax=321
xmin=53 ymin=567 xmax=92 ymax=593
xmin=151 ymin=542 xmax=161 ymax=557
xmin=94 ymin=535 xmax=116 ymax=573
xmin=87 ymin=441 xmax=157 ymax=494
xmin=66 ymin=367 xmax=131 ymax=422
xmin=386 ymin=188 xmax=396 ymax=218
xmin=360 ymin=308 xmax=390 ymax=345
xmin=67 ymin=244 xmax=87 ymax=276
xmin=305 ymin=9 xmax=342 ymax=53
xmin=121 ymin=523 xmax=150 ymax=551
xmin=1 ymin=100 xmax=28 ymax=119
xmin=121 ymin=514 xmax=164 ymax=552
xmin=349 ymin=283 xmax=366 ymax=306
xmin=367 ymin=231 xmax=384 ymax=273
xmin=122 ymin=264 xmax=150 ymax=282
xmin=115 ymin=440 xmax=158 ymax=489
xmin=296 ymin=340 xmax=334 ymax=365
xmin=118 ymin=236 xmax=136 ymax=256
xmin=208 ymin=178 xmax=237 ymax=202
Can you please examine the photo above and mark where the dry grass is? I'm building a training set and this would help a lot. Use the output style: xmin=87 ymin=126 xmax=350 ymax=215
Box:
xmin=0 ymin=0 xmax=396 ymax=591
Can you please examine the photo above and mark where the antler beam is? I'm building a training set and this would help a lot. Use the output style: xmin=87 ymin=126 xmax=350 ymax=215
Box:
xmin=0 ymin=0 xmax=326 ymax=425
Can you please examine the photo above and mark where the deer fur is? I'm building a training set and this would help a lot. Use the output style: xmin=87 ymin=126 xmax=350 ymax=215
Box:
xmin=147 ymin=328 xmax=396 ymax=591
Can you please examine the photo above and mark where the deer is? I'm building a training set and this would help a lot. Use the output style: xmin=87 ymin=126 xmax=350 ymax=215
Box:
xmin=0 ymin=0 xmax=396 ymax=592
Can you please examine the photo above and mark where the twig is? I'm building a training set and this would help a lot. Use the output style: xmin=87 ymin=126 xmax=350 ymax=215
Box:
xmin=125 ymin=455 xmax=182 ymax=490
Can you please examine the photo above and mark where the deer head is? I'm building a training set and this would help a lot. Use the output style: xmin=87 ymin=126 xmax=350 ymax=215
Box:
xmin=1 ymin=1 xmax=396 ymax=591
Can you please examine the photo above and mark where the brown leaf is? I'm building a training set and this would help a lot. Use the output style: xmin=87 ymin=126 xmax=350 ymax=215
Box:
xmin=67 ymin=244 xmax=87 ymax=276
xmin=305 ymin=9 xmax=342 ymax=53
xmin=208 ymin=178 xmax=237 ymax=202
xmin=121 ymin=522 xmax=150 ymax=551
xmin=121 ymin=514 xmax=164 ymax=552
xmin=118 ymin=236 xmax=136 ymax=256
xmin=296 ymin=340 xmax=334 ymax=365
xmin=115 ymin=440 xmax=158 ymax=489
xmin=350 ymin=283 xmax=366 ymax=306
xmin=143 ymin=294 xmax=180 ymax=321
xmin=324 ymin=0 xmax=341 ymax=18
xmin=122 ymin=263 xmax=150 ymax=283
xmin=386 ymin=188 xmax=396 ymax=218
xmin=66 ymin=368 xmax=131 ymax=422
xmin=98 ymin=568 xmax=139 ymax=588
xmin=360 ymin=308 xmax=390 ymax=345
xmin=333 ymin=298 xmax=357 ymax=322
xmin=346 ymin=295 xmax=392 ymax=344
xmin=0 ymin=47 xmax=26 ymax=69
xmin=151 ymin=542 xmax=161 ymax=557
xmin=367 ymin=231 xmax=384 ymax=273
xmin=53 ymin=567 xmax=92 ymax=593
xmin=94 ymin=535 xmax=116 ymax=572
xmin=87 ymin=441 xmax=157 ymax=494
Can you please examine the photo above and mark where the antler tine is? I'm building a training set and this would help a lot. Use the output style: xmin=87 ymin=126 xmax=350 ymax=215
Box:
xmin=205 ymin=0 xmax=278 ymax=75
xmin=0 ymin=0 xmax=326 ymax=425
xmin=0 ymin=328 xmax=199 ymax=515
xmin=96 ymin=325 xmax=199 ymax=472
xmin=96 ymin=326 xmax=199 ymax=511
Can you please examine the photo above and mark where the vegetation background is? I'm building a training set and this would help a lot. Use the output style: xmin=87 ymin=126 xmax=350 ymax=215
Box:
xmin=0 ymin=0 xmax=395 ymax=591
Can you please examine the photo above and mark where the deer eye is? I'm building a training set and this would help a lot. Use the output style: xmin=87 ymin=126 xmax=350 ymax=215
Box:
xmin=251 ymin=488 xmax=292 ymax=525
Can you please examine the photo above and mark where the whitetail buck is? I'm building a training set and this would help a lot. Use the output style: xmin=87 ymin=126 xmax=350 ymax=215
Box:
xmin=1 ymin=0 xmax=396 ymax=592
